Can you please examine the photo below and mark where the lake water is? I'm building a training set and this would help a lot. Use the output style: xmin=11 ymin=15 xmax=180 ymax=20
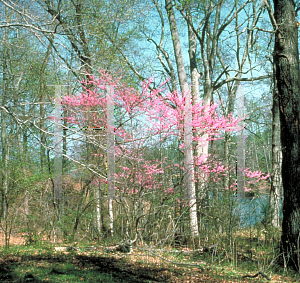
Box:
xmin=233 ymin=194 xmax=282 ymax=227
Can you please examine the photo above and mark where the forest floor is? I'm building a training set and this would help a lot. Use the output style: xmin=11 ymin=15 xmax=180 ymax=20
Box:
xmin=0 ymin=232 xmax=299 ymax=282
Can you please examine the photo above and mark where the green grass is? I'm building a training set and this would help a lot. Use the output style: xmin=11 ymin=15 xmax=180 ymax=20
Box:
xmin=1 ymin=235 xmax=300 ymax=282
xmin=0 ymin=243 xmax=151 ymax=282
xmin=11 ymin=263 xmax=121 ymax=282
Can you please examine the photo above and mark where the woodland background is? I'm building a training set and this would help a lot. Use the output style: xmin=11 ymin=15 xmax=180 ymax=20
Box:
xmin=0 ymin=0 xmax=298 ymax=281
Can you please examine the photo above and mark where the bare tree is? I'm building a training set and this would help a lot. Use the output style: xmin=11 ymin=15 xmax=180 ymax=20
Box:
xmin=268 ymin=56 xmax=282 ymax=229
xmin=0 ymin=5 xmax=10 ymax=231
xmin=165 ymin=0 xmax=199 ymax=239
xmin=273 ymin=0 xmax=300 ymax=269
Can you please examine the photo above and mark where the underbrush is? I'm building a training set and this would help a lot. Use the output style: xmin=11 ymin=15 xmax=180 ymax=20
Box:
xmin=0 ymin=229 xmax=299 ymax=282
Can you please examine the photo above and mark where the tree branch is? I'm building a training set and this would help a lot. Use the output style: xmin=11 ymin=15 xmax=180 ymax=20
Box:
xmin=213 ymin=75 xmax=271 ymax=90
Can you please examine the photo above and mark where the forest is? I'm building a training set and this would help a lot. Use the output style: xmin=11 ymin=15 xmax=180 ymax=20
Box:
xmin=0 ymin=0 xmax=300 ymax=282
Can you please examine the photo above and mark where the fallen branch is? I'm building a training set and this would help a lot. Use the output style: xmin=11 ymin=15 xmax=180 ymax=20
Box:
xmin=242 ymin=270 xmax=271 ymax=280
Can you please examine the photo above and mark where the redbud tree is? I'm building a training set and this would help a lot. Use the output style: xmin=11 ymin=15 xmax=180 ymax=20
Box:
xmin=63 ymin=70 xmax=267 ymax=190
xmin=61 ymin=69 xmax=269 ymax=241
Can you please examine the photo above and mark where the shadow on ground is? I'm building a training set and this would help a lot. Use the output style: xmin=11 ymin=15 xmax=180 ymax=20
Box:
xmin=0 ymin=253 xmax=219 ymax=283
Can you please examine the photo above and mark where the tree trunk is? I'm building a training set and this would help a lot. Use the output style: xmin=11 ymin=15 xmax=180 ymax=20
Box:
xmin=269 ymin=58 xmax=282 ymax=229
xmin=165 ymin=0 xmax=199 ymax=239
xmin=273 ymin=0 xmax=300 ymax=269
xmin=1 ymin=6 xmax=9 ymax=224
xmin=187 ymin=8 xmax=203 ymax=242
xmin=39 ymin=39 xmax=52 ymax=173
xmin=22 ymin=104 xmax=29 ymax=215
xmin=108 ymin=199 xmax=114 ymax=237
xmin=95 ymin=186 xmax=102 ymax=235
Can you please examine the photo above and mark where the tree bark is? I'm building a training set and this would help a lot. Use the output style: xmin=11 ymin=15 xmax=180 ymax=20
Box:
xmin=165 ymin=0 xmax=199 ymax=238
xmin=95 ymin=186 xmax=102 ymax=235
xmin=1 ymin=6 xmax=9 ymax=224
xmin=187 ymin=7 xmax=202 ymax=239
xmin=269 ymin=58 xmax=282 ymax=229
xmin=107 ymin=86 xmax=115 ymax=237
xmin=273 ymin=0 xmax=300 ymax=269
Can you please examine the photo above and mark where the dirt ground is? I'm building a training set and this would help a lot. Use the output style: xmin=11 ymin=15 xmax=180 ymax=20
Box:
xmin=0 ymin=232 xmax=287 ymax=282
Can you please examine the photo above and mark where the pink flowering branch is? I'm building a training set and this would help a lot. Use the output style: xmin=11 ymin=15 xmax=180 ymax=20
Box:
xmin=61 ymin=69 xmax=268 ymax=199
